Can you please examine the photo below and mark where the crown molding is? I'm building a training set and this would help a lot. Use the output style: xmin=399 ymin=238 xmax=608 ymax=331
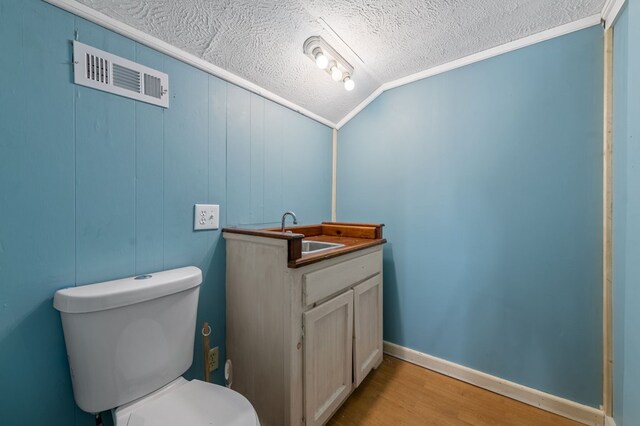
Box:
xmin=336 ymin=13 xmax=602 ymax=129
xmin=44 ymin=0 xmax=605 ymax=131
xmin=602 ymin=0 xmax=627 ymax=29
xmin=44 ymin=0 xmax=337 ymax=129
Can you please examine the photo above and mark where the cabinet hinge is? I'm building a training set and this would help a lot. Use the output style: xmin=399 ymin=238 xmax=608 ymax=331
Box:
xmin=301 ymin=324 xmax=305 ymax=339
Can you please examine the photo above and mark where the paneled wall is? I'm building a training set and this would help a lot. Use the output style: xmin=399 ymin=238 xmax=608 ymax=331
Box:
xmin=612 ymin=1 xmax=640 ymax=424
xmin=337 ymin=26 xmax=604 ymax=407
xmin=0 ymin=1 xmax=331 ymax=424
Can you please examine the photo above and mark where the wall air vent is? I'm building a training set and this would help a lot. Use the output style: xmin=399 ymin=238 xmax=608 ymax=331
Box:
xmin=73 ymin=41 xmax=169 ymax=108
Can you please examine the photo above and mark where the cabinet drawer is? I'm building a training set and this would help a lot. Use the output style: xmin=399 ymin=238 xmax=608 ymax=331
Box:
xmin=303 ymin=250 xmax=382 ymax=306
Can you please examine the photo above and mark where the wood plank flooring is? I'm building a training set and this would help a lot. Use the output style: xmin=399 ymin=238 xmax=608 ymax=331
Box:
xmin=327 ymin=355 xmax=582 ymax=426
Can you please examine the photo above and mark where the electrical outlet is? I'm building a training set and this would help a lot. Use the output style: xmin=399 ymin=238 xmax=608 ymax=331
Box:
xmin=208 ymin=347 xmax=219 ymax=371
xmin=194 ymin=204 xmax=219 ymax=230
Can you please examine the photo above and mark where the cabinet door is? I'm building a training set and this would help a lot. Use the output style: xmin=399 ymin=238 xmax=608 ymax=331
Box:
xmin=303 ymin=290 xmax=353 ymax=426
xmin=353 ymin=274 xmax=383 ymax=387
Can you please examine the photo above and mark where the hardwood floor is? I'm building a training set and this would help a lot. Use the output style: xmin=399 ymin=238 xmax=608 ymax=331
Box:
xmin=327 ymin=355 xmax=582 ymax=426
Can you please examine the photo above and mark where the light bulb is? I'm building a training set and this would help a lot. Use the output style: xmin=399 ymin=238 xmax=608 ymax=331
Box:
xmin=316 ymin=53 xmax=328 ymax=69
xmin=343 ymin=75 xmax=355 ymax=91
xmin=330 ymin=64 xmax=343 ymax=81
xmin=314 ymin=48 xmax=328 ymax=69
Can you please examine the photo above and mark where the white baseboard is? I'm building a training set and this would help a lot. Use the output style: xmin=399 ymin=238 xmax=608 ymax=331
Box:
xmin=383 ymin=341 xmax=605 ymax=426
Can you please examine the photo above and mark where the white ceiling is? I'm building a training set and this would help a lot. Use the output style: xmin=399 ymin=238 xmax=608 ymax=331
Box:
xmin=75 ymin=0 xmax=605 ymax=125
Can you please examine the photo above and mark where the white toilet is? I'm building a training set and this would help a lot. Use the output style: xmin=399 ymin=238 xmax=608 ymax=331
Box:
xmin=53 ymin=266 xmax=259 ymax=426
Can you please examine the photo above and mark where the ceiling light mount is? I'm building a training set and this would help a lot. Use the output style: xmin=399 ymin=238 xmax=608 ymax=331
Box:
xmin=304 ymin=36 xmax=354 ymax=91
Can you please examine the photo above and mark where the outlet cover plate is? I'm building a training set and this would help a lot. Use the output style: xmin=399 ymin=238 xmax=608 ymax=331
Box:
xmin=194 ymin=204 xmax=220 ymax=230
xmin=208 ymin=347 xmax=219 ymax=371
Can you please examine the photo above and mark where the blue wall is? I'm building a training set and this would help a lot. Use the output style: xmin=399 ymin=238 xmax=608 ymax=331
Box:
xmin=0 ymin=1 xmax=331 ymax=424
xmin=337 ymin=27 xmax=603 ymax=406
xmin=613 ymin=1 xmax=640 ymax=424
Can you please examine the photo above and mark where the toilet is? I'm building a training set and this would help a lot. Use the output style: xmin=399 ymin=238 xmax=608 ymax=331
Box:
xmin=53 ymin=266 xmax=259 ymax=426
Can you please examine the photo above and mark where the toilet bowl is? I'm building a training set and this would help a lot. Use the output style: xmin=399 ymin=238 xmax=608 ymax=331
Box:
xmin=53 ymin=266 xmax=259 ymax=426
xmin=113 ymin=377 xmax=258 ymax=426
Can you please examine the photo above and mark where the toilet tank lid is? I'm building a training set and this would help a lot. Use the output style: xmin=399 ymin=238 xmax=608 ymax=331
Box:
xmin=53 ymin=266 xmax=202 ymax=313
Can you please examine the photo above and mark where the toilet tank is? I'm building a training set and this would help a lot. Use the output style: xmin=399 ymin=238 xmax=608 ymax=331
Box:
xmin=53 ymin=267 xmax=202 ymax=414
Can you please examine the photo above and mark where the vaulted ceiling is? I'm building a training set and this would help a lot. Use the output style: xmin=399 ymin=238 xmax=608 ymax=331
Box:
xmin=76 ymin=0 xmax=605 ymax=125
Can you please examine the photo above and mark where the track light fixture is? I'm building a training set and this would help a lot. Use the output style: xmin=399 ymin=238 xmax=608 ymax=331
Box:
xmin=303 ymin=36 xmax=354 ymax=91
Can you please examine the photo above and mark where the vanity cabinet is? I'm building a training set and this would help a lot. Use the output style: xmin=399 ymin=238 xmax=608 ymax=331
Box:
xmin=224 ymin=225 xmax=384 ymax=426
xmin=303 ymin=273 xmax=383 ymax=426
xmin=303 ymin=290 xmax=353 ymax=426
xmin=353 ymin=274 xmax=383 ymax=387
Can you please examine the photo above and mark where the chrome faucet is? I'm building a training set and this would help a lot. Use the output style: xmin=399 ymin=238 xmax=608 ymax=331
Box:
xmin=281 ymin=211 xmax=298 ymax=232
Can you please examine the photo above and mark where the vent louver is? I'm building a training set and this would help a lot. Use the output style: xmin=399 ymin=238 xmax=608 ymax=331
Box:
xmin=144 ymin=74 xmax=163 ymax=99
xmin=73 ymin=41 xmax=169 ymax=108
xmin=112 ymin=63 xmax=141 ymax=93
xmin=86 ymin=53 xmax=109 ymax=84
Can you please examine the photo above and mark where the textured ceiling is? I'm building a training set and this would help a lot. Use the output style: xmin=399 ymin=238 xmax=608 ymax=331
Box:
xmin=76 ymin=0 xmax=604 ymax=125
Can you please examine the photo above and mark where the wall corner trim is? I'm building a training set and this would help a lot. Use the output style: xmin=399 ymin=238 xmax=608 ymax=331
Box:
xmin=43 ymin=0 xmax=337 ymax=129
xmin=336 ymin=14 xmax=602 ymax=129
xmin=602 ymin=27 xmax=614 ymax=417
xmin=383 ymin=341 xmax=606 ymax=426
xmin=331 ymin=129 xmax=337 ymax=221
xmin=602 ymin=0 xmax=627 ymax=29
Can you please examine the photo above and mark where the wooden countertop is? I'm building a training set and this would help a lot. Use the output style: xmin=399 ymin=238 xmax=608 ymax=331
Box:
xmin=223 ymin=222 xmax=386 ymax=268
